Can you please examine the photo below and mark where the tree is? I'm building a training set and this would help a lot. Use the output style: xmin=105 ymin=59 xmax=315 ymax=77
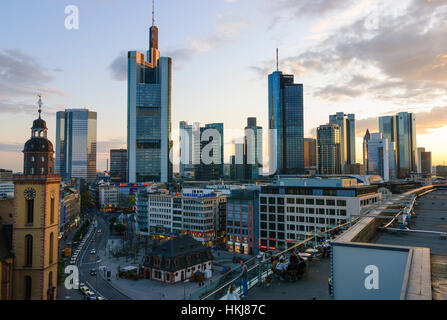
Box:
xmin=81 ymin=191 xmax=94 ymax=212
xmin=114 ymin=223 xmax=126 ymax=234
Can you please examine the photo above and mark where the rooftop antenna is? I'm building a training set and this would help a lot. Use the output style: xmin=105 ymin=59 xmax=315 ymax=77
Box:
xmin=37 ymin=94 xmax=42 ymax=119
xmin=152 ymin=0 xmax=155 ymax=27
xmin=276 ymin=48 xmax=279 ymax=72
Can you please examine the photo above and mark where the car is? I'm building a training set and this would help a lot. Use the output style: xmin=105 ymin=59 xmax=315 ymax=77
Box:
xmin=97 ymin=296 xmax=105 ymax=300
xmin=85 ymin=291 xmax=96 ymax=300
xmin=90 ymin=249 xmax=96 ymax=254
xmin=79 ymin=285 xmax=89 ymax=294
xmin=91 ymin=238 xmax=96 ymax=242
xmin=97 ymin=229 xmax=102 ymax=233
xmin=90 ymin=269 xmax=97 ymax=276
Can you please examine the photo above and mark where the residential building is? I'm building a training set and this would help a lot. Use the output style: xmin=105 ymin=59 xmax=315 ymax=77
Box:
xmin=127 ymin=14 xmax=172 ymax=183
xmin=268 ymin=69 xmax=304 ymax=175
xmin=55 ymin=108 xmax=97 ymax=183
xmin=317 ymin=124 xmax=341 ymax=174
xmin=329 ymin=113 xmax=356 ymax=172
xmin=59 ymin=187 xmax=80 ymax=233
xmin=417 ymin=148 xmax=432 ymax=175
xmin=226 ymin=189 xmax=259 ymax=255
xmin=366 ymin=133 xmax=390 ymax=181
xmin=110 ymin=149 xmax=127 ymax=183
xmin=0 ymin=169 xmax=13 ymax=182
xmin=258 ymin=177 xmax=381 ymax=251
xmin=142 ymin=235 xmax=214 ymax=284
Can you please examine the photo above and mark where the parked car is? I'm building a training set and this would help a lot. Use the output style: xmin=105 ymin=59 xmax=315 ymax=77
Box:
xmin=90 ymin=249 xmax=96 ymax=254
xmin=90 ymin=269 xmax=97 ymax=276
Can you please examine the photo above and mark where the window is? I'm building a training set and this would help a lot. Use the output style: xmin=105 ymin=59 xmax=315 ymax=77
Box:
xmin=326 ymin=199 xmax=335 ymax=206
xmin=286 ymin=198 xmax=294 ymax=204
xmin=50 ymin=198 xmax=55 ymax=224
xmin=337 ymin=200 xmax=347 ymax=207
xmin=316 ymin=199 xmax=324 ymax=206
xmin=26 ymin=199 xmax=34 ymax=225
xmin=25 ymin=235 xmax=33 ymax=267
xmin=25 ymin=276 xmax=32 ymax=300
xmin=306 ymin=199 xmax=314 ymax=205
xmin=296 ymin=198 xmax=304 ymax=205
xmin=49 ymin=233 xmax=54 ymax=264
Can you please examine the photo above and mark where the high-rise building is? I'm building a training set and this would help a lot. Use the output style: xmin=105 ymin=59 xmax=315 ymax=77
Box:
xmin=244 ymin=118 xmax=263 ymax=180
xmin=317 ymin=124 xmax=341 ymax=175
xmin=55 ymin=109 xmax=97 ymax=183
xmin=362 ymin=129 xmax=370 ymax=170
xmin=127 ymin=8 xmax=172 ymax=183
xmin=395 ymin=112 xmax=417 ymax=178
xmin=417 ymin=148 xmax=432 ymax=174
xmin=13 ymin=96 xmax=61 ymax=300
xmin=366 ymin=132 xmax=389 ymax=181
xmin=268 ymin=69 xmax=304 ymax=175
xmin=110 ymin=149 xmax=127 ymax=183
xmin=379 ymin=116 xmax=397 ymax=178
xmin=179 ymin=121 xmax=193 ymax=178
xmin=193 ymin=123 xmax=224 ymax=181
xmin=304 ymin=138 xmax=317 ymax=172
xmin=329 ymin=112 xmax=356 ymax=172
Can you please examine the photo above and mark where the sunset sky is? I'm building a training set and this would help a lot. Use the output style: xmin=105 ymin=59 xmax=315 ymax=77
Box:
xmin=1 ymin=0 xmax=447 ymax=172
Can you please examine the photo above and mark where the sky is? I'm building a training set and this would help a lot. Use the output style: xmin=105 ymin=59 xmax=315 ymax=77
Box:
xmin=1 ymin=0 xmax=447 ymax=172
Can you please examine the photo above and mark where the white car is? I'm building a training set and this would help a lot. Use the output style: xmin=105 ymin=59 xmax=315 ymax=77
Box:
xmin=90 ymin=249 xmax=96 ymax=254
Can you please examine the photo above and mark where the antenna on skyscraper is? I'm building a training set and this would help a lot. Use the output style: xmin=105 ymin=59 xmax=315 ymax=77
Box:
xmin=276 ymin=48 xmax=279 ymax=72
xmin=152 ymin=0 xmax=155 ymax=27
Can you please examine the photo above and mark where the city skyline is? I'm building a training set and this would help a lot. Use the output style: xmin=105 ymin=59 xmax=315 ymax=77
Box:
xmin=1 ymin=0 xmax=447 ymax=173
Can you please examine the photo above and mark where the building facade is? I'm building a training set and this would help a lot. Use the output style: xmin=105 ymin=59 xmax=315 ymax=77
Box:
xmin=379 ymin=116 xmax=397 ymax=179
xmin=127 ymin=17 xmax=172 ymax=183
xmin=304 ymin=138 xmax=317 ymax=173
xmin=193 ymin=123 xmax=224 ymax=181
xmin=395 ymin=112 xmax=417 ymax=178
xmin=55 ymin=109 xmax=97 ymax=183
xmin=268 ymin=71 xmax=304 ymax=175
xmin=317 ymin=124 xmax=341 ymax=174
xmin=244 ymin=118 xmax=263 ymax=180
xmin=110 ymin=149 xmax=127 ymax=183
xmin=258 ymin=177 xmax=380 ymax=251
xmin=417 ymin=148 xmax=432 ymax=175
xmin=0 ymin=169 xmax=13 ymax=182
xmin=226 ymin=189 xmax=259 ymax=255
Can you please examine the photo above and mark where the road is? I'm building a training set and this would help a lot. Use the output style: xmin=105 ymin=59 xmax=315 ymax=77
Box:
xmin=77 ymin=209 xmax=131 ymax=300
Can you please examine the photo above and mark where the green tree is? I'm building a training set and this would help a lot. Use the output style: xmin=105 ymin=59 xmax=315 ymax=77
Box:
xmin=114 ymin=223 xmax=126 ymax=234
xmin=81 ymin=191 xmax=94 ymax=212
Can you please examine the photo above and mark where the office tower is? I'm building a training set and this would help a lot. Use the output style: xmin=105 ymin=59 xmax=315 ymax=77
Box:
xmin=379 ymin=116 xmax=397 ymax=178
xmin=268 ymin=68 xmax=304 ymax=175
xmin=13 ymin=96 xmax=61 ymax=300
xmin=395 ymin=112 xmax=417 ymax=178
xmin=127 ymin=8 xmax=172 ymax=183
xmin=317 ymin=124 xmax=341 ymax=175
xmin=110 ymin=149 xmax=127 ymax=183
xmin=55 ymin=109 xmax=97 ymax=183
xmin=366 ymin=133 xmax=389 ymax=181
xmin=193 ymin=123 xmax=224 ymax=181
xmin=244 ymin=117 xmax=263 ymax=180
xmin=329 ymin=112 xmax=356 ymax=172
xmin=179 ymin=121 xmax=194 ymax=178
xmin=304 ymin=138 xmax=317 ymax=172
xmin=417 ymin=148 xmax=432 ymax=174
xmin=362 ymin=129 xmax=370 ymax=170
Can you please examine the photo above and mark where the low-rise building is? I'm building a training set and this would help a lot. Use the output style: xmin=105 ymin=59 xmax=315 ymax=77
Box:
xmin=59 ymin=187 xmax=81 ymax=233
xmin=259 ymin=176 xmax=381 ymax=251
xmin=0 ymin=169 xmax=13 ymax=182
xmin=0 ymin=183 xmax=14 ymax=199
xmin=143 ymin=235 xmax=214 ymax=284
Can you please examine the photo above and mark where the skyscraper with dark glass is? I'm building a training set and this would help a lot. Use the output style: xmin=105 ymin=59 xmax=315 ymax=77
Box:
xmin=55 ymin=109 xmax=97 ymax=183
xmin=268 ymin=71 xmax=304 ymax=175
xmin=317 ymin=123 xmax=341 ymax=175
xmin=110 ymin=149 xmax=127 ymax=183
xmin=127 ymin=8 xmax=172 ymax=183
xmin=329 ymin=112 xmax=355 ymax=173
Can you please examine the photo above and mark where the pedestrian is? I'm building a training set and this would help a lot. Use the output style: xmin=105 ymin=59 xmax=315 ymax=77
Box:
xmin=227 ymin=283 xmax=240 ymax=300
xmin=239 ymin=260 xmax=248 ymax=298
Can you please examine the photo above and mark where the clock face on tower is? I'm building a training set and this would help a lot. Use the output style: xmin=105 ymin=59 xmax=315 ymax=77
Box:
xmin=24 ymin=188 xmax=36 ymax=200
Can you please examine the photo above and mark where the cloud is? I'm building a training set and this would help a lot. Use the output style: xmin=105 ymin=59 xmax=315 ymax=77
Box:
xmin=0 ymin=142 xmax=23 ymax=153
xmin=355 ymin=105 xmax=447 ymax=136
xmin=97 ymin=138 xmax=126 ymax=154
xmin=108 ymin=51 xmax=128 ymax=81
xmin=265 ymin=0 xmax=356 ymax=18
xmin=252 ymin=0 xmax=447 ymax=104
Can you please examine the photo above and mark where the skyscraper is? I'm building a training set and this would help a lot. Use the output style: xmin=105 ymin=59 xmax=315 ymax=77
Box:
xmin=110 ymin=149 xmax=127 ymax=183
xmin=317 ymin=124 xmax=341 ymax=175
xmin=417 ymin=148 xmax=432 ymax=174
xmin=127 ymin=6 xmax=172 ymax=183
xmin=268 ymin=68 xmax=304 ymax=175
xmin=55 ymin=109 xmax=97 ymax=183
xmin=193 ymin=123 xmax=224 ymax=181
xmin=366 ymin=132 xmax=390 ymax=181
xmin=179 ymin=121 xmax=194 ymax=178
xmin=329 ymin=112 xmax=356 ymax=172
xmin=304 ymin=138 xmax=317 ymax=173
xmin=244 ymin=117 xmax=263 ymax=180
xmin=395 ymin=112 xmax=417 ymax=178
xmin=379 ymin=116 xmax=397 ymax=178
xmin=362 ymin=129 xmax=370 ymax=171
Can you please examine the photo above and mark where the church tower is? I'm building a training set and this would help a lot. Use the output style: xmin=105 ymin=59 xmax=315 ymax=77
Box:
xmin=12 ymin=95 xmax=61 ymax=300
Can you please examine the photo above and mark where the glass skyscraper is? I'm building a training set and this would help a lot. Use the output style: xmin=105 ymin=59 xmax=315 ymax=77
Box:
xmin=329 ymin=112 xmax=356 ymax=172
xmin=379 ymin=115 xmax=397 ymax=178
xmin=366 ymin=132 xmax=389 ymax=181
xmin=55 ymin=109 xmax=97 ymax=183
xmin=244 ymin=117 xmax=263 ymax=180
xmin=268 ymin=71 xmax=304 ymax=175
xmin=127 ymin=15 xmax=172 ymax=183
xmin=317 ymin=123 xmax=341 ymax=175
